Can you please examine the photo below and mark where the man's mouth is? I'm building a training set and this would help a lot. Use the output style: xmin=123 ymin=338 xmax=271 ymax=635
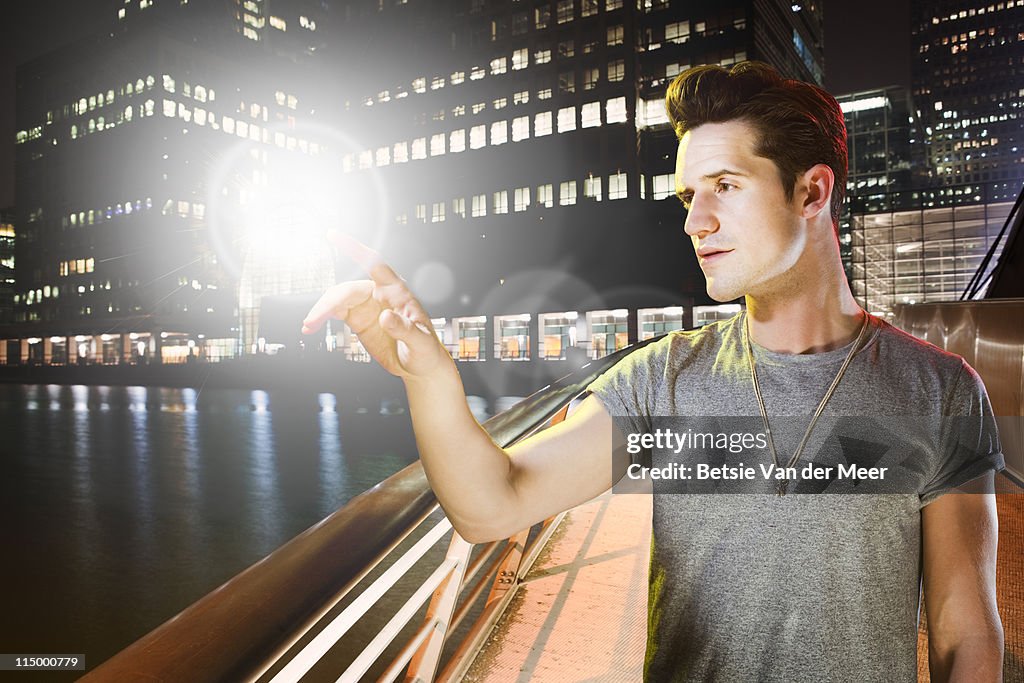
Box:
xmin=697 ymin=247 xmax=733 ymax=264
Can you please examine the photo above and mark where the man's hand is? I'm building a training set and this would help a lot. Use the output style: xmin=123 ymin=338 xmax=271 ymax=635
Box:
xmin=301 ymin=233 xmax=451 ymax=380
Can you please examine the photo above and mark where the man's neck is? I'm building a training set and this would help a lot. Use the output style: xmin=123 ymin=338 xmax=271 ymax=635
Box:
xmin=744 ymin=274 xmax=864 ymax=355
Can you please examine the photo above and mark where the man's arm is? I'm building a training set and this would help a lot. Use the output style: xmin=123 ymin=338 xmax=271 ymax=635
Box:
xmin=921 ymin=476 xmax=1003 ymax=682
xmin=303 ymin=236 xmax=626 ymax=543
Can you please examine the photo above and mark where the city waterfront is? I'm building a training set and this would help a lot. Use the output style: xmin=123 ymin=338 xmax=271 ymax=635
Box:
xmin=0 ymin=383 xmax=425 ymax=676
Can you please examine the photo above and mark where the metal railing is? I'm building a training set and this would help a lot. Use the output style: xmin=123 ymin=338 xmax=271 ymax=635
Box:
xmin=82 ymin=339 xmax=657 ymax=682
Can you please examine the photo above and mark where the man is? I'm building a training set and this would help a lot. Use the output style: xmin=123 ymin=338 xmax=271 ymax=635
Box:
xmin=303 ymin=62 xmax=1004 ymax=681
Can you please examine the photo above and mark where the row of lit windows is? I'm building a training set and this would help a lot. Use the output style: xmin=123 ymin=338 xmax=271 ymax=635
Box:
xmin=59 ymin=258 xmax=95 ymax=277
xmin=358 ymin=29 xmax=628 ymax=112
xmin=157 ymin=98 xmax=318 ymax=152
xmin=402 ymin=173 xmax=631 ymax=223
xmin=16 ymin=73 xmax=213 ymax=146
xmin=343 ymin=98 xmax=629 ymax=173
xmin=65 ymin=198 xmax=154 ymax=229
xmin=928 ymin=1 xmax=1024 ymax=25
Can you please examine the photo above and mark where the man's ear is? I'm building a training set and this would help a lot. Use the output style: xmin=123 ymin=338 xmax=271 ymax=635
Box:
xmin=798 ymin=163 xmax=834 ymax=220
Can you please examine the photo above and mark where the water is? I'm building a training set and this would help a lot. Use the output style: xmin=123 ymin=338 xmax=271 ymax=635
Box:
xmin=0 ymin=383 xmax=420 ymax=677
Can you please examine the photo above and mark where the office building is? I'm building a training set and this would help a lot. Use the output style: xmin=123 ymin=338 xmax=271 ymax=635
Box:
xmin=4 ymin=0 xmax=824 ymax=375
xmin=911 ymin=0 xmax=1024 ymax=186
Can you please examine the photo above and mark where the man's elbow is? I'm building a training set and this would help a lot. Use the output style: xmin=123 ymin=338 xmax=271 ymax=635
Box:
xmin=929 ymin=625 xmax=1004 ymax=682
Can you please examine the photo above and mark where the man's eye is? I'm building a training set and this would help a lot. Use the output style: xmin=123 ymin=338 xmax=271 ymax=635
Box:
xmin=716 ymin=182 xmax=735 ymax=193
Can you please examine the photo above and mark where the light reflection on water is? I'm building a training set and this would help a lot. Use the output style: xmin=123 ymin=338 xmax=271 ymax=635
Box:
xmin=0 ymin=383 xmax=418 ymax=679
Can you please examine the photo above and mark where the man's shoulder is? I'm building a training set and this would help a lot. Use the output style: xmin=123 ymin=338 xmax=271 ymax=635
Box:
xmin=871 ymin=315 xmax=967 ymax=379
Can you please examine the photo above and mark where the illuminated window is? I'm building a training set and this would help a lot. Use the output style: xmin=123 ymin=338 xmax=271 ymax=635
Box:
xmin=512 ymin=116 xmax=530 ymax=141
xmin=430 ymin=133 xmax=446 ymax=156
xmin=393 ymin=141 xmax=409 ymax=163
xmin=243 ymin=26 xmax=259 ymax=41
xmin=493 ymin=97 xmax=507 ymax=110
xmin=491 ymin=120 xmax=508 ymax=145
xmin=453 ymin=104 xmax=466 ymax=117
xmin=608 ymin=59 xmax=625 ymax=81
xmin=640 ymin=98 xmax=669 ymax=126
xmin=472 ymin=102 xmax=486 ymax=114
xmin=299 ymin=15 xmax=317 ymax=30
xmin=535 ymin=6 xmax=550 ymax=28
xmin=431 ymin=76 xmax=445 ymax=90
xmin=450 ymin=129 xmax=466 ymax=153
xmin=376 ymin=146 xmax=391 ymax=166
xmin=535 ymin=111 xmax=553 ymax=136
xmin=470 ymin=125 xmax=486 ymax=149
xmin=471 ymin=66 xmax=486 ymax=80
xmin=559 ymin=71 xmax=575 ymax=93
xmin=535 ymin=48 xmax=552 ymax=64
xmin=514 ymin=90 xmax=529 ymax=105
xmin=584 ymin=176 xmax=603 ymax=201
xmin=269 ymin=16 xmax=286 ymax=30
xmin=163 ymin=74 xmax=175 ymax=93
xmin=584 ymin=67 xmax=600 ymax=90
xmin=432 ymin=202 xmax=445 ymax=223
xmin=537 ymin=183 xmax=554 ymax=208
xmin=514 ymin=187 xmax=531 ymax=211
xmin=412 ymin=137 xmax=427 ymax=160
xmin=607 ymin=25 xmax=624 ymax=45
xmin=582 ymin=0 xmax=598 ymax=17
xmin=665 ymin=21 xmax=690 ymax=43
xmin=559 ymin=180 xmax=577 ymax=206
xmin=453 ymin=197 xmax=466 ymax=218
xmin=606 ymin=96 xmax=627 ymax=123
xmin=609 ymin=172 xmax=628 ymax=200
xmin=490 ymin=57 xmax=507 ymax=75
xmin=557 ymin=106 xmax=576 ymax=132
xmin=653 ymin=173 xmax=675 ymax=200
xmin=472 ymin=194 xmax=487 ymax=217
xmin=413 ymin=77 xmax=427 ymax=93
xmin=538 ymin=88 xmax=553 ymax=100
xmin=415 ymin=204 xmax=427 ymax=223
xmin=493 ymin=190 xmax=509 ymax=214
xmin=606 ymin=0 xmax=623 ymax=9
xmin=557 ymin=0 xmax=574 ymax=24
xmin=513 ymin=48 xmax=529 ymax=70
xmin=451 ymin=71 xmax=465 ymax=84
xmin=558 ymin=40 xmax=575 ymax=58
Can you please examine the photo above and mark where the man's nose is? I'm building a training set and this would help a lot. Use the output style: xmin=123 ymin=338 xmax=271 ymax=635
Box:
xmin=683 ymin=195 xmax=718 ymax=238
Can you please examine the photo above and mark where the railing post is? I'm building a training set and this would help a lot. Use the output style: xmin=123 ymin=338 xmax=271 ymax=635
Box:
xmin=485 ymin=529 xmax=529 ymax=610
xmin=403 ymin=534 xmax=473 ymax=683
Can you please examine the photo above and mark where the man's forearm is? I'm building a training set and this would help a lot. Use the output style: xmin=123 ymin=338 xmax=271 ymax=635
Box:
xmin=403 ymin=365 xmax=521 ymax=543
xmin=930 ymin=631 xmax=1004 ymax=682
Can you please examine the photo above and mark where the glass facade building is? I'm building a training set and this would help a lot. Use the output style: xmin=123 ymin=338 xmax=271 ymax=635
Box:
xmin=849 ymin=180 xmax=1017 ymax=317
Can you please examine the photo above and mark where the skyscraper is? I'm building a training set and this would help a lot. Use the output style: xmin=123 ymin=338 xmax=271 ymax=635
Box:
xmin=911 ymin=0 xmax=1024 ymax=186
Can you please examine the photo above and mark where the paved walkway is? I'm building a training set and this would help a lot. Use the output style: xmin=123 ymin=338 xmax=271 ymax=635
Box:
xmin=462 ymin=491 xmax=651 ymax=683
xmin=462 ymin=475 xmax=1024 ymax=683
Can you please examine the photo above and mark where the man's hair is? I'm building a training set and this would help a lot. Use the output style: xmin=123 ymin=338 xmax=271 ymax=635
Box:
xmin=665 ymin=61 xmax=848 ymax=230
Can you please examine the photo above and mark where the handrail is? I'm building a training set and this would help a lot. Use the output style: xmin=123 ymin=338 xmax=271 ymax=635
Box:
xmin=83 ymin=337 xmax=660 ymax=682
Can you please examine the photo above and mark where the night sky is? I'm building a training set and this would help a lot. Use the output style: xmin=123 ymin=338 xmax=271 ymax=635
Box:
xmin=0 ymin=0 xmax=912 ymax=210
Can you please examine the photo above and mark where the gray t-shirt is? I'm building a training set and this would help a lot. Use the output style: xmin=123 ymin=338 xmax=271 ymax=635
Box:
xmin=587 ymin=311 xmax=1003 ymax=682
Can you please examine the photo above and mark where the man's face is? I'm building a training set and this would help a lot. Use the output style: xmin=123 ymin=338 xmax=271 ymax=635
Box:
xmin=675 ymin=119 xmax=807 ymax=303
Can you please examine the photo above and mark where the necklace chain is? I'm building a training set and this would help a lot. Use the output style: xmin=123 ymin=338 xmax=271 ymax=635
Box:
xmin=744 ymin=311 xmax=871 ymax=496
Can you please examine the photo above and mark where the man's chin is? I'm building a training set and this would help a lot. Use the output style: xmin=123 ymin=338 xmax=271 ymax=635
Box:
xmin=705 ymin=281 xmax=743 ymax=303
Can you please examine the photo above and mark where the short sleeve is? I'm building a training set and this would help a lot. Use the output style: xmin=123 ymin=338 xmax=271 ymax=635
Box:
xmin=586 ymin=338 xmax=670 ymax=461
xmin=919 ymin=359 xmax=1004 ymax=506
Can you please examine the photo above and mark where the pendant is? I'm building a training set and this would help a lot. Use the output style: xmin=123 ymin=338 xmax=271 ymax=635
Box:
xmin=776 ymin=479 xmax=788 ymax=497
